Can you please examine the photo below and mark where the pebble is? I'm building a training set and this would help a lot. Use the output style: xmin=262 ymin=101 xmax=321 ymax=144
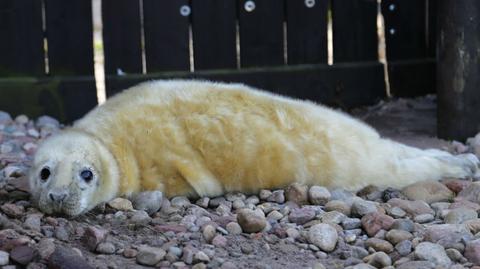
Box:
xmin=321 ymin=211 xmax=346 ymax=224
xmin=385 ymin=229 xmax=413 ymax=245
xmin=307 ymin=223 xmax=338 ymax=252
xmin=283 ymin=183 xmax=308 ymax=205
xmin=267 ymin=190 xmax=285 ymax=203
xmin=342 ymin=217 xmax=362 ymax=230
xmin=37 ymin=238 xmax=56 ymax=259
xmin=395 ymin=240 xmax=412 ymax=256
xmin=288 ymin=207 xmax=316 ymax=224
xmin=446 ymin=248 xmax=465 ymax=263
xmin=82 ymin=226 xmax=107 ymax=251
xmin=351 ymin=199 xmax=378 ymax=217
xmin=325 ymin=200 xmax=351 ymax=215
xmin=132 ymin=191 xmax=163 ymax=214
xmin=48 ymin=247 xmax=94 ymax=269
xmin=457 ymin=182 xmax=480 ymax=203
xmin=123 ymin=248 xmax=138 ymax=258
xmin=212 ymin=235 xmax=228 ymax=247
xmin=307 ymin=186 xmax=330 ymax=205
xmin=137 ymin=246 xmax=166 ymax=266
xmin=196 ymin=197 xmax=210 ymax=208
xmin=194 ymin=251 xmax=210 ymax=263
xmin=361 ymin=212 xmax=394 ymax=236
xmin=36 ymin=115 xmax=59 ymax=128
xmin=226 ymin=222 xmax=242 ymax=235
xmin=424 ymin=224 xmax=472 ymax=247
xmin=0 ymin=251 xmax=9 ymax=266
xmin=96 ymin=242 xmax=116 ymax=254
xmin=413 ymin=213 xmax=434 ymax=223
xmin=414 ymin=242 xmax=452 ymax=267
xmin=444 ymin=207 xmax=478 ymax=224
xmin=391 ymin=219 xmax=415 ymax=232
xmin=237 ymin=209 xmax=267 ymax=233
xmin=259 ymin=190 xmax=272 ymax=201
xmin=171 ymin=196 xmax=191 ymax=207
xmin=402 ymin=180 xmax=454 ymax=203
xmin=130 ymin=210 xmax=152 ymax=225
xmin=465 ymin=239 xmax=480 ymax=265
xmin=387 ymin=198 xmax=434 ymax=216
xmin=202 ymin=224 xmax=216 ymax=243
xmin=365 ymin=238 xmax=394 ymax=253
xmin=10 ymin=245 xmax=35 ymax=265
xmin=395 ymin=261 xmax=435 ymax=269
xmin=1 ymin=203 xmax=24 ymax=218
xmin=23 ymin=213 xmax=42 ymax=232
xmin=363 ymin=251 xmax=392 ymax=268
xmin=267 ymin=210 xmax=283 ymax=221
xmin=107 ymin=198 xmax=134 ymax=211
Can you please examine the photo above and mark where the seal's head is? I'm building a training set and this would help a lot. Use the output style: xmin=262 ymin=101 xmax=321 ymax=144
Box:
xmin=29 ymin=130 xmax=119 ymax=216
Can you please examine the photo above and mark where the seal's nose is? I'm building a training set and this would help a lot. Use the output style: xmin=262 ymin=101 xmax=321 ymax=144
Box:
xmin=48 ymin=189 xmax=68 ymax=203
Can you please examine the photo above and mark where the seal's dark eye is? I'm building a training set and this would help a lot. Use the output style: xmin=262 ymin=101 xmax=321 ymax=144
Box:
xmin=80 ymin=169 xmax=93 ymax=182
xmin=40 ymin=167 xmax=50 ymax=181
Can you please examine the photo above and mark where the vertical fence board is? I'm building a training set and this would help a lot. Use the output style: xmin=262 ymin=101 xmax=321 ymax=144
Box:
xmin=102 ymin=0 xmax=142 ymax=75
xmin=427 ymin=0 xmax=436 ymax=57
xmin=143 ymin=0 xmax=190 ymax=72
xmin=191 ymin=0 xmax=237 ymax=70
xmin=332 ymin=0 xmax=378 ymax=62
xmin=286 ymin=0 xmax=328 ymax=64
xmin=0 ymin=0 xmax=44 ymax=76
xmin=45 ymin=0 xmax=94 ymax=75
xmin=381 ymin=0 xmax=427 ymax=60
xmin=238 ymin=0 xmax=284 ymax=67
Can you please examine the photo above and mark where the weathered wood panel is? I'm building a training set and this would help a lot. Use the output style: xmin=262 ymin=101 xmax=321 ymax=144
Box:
xmin=437 ymin=0 xmax=480 ymax=140
xmin=45 ymin=0 xmax=94 ymax=75
xmin=191 ymin=0 xmax=237 ymax=70
xmin=286 ymin=0 xmax=328 ymax=64
xmin=238 ymin=0 xmax=284 ymax=67
xmin=0 ymin=0 xmax=44 ymax=76
xmin=143 ymin=0 xmax=190 ymax=72
xmin=332 ymin=0 xmax=378 ymax=62
xmin=102 ymin=0 xmax=142 ymax=75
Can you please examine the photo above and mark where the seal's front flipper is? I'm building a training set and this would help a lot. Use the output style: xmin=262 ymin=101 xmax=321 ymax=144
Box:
xmin=174 ymin=159 xmax=224 ymax=197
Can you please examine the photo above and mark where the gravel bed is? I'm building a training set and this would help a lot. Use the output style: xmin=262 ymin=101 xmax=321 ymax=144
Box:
xmin=1 ymin=108 xmax=480 ymax=269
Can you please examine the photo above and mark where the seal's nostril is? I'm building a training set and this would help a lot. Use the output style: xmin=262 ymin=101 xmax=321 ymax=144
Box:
xmin=49 ymin=192 xmax=67 ymax=202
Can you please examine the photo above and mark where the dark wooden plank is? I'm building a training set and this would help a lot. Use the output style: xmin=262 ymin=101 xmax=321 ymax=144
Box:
xmin=102 ymin=0 xmax=142 ymax=75
xmin=105 ymin=63 xmax=386 ymax=108
xmin=332 ymin=0 xmax=378 ymax=62
xmin=388 ymin=59 xmax=435 ymax=97
xmin=437 ymin=0 xmax=480 ymax=140
xmin=45 ymin=0 xmax=94 ymax=75
xmin=381 ymin=0 xmax=428 ymax=60
xmin=0 ymin=77 xmax=97 ymax=123
xmin=427 ymin=0 xmax=437 ymax=57
xmin=0 ymin=0 xmax=44 ymax=76
xmin=286 ymin=0 xmax=328 ymax=64
xmin=238 ymin=0 xmax=284 ymax=67
xmin=143 ymin=0 xmax=190 ymax=72
xmin=191 ymin=0 xmax=237 ymax=70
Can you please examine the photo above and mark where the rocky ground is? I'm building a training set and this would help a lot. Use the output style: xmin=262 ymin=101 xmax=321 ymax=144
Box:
xmin=1 ymin=96 xmax=480 ymax=269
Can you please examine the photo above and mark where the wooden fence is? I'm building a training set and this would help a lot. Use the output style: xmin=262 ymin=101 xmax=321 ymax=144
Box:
xmin=0 ymin=0 xmax=436 ymax=123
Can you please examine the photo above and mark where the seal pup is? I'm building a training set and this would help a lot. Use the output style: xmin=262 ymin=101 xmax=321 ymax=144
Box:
xmin=29 ymin=80 xmax=479 ymax=216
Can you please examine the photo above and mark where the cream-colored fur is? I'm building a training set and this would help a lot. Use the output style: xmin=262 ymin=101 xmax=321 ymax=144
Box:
xmin=30 ymin=80 xmax=479 ymax=216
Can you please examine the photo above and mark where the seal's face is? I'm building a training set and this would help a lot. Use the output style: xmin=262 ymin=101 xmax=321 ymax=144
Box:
xmin=29 ymin=131 xmax=119 ymax=216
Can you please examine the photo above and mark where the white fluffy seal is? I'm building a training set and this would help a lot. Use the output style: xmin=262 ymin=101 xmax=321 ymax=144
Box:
xmin=29 ymin=80 xmax=479 ymax=216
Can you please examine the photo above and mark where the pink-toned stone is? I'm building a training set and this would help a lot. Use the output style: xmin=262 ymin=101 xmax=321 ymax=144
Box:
xmin=0 ymin=203 xmax=24 ymax=218
xmin=449 ymin=200 xmax=480 ymax=212
xmin=361 ymin=212 xmax=394 ymax=236
xmin=387 ymin=198 xmax=434 ymax=216
xmin=10 ymin=245 xmax=35 ymax=265
xmin=212 ymin=235 xmax=228 ymax=247
xmin=82 ymin=226 xmax=107 ymax=251
xmin=465 ymin=239 xmax=480 ymax=265
xmin=444 ymin=179 xmax=472 ymax=194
